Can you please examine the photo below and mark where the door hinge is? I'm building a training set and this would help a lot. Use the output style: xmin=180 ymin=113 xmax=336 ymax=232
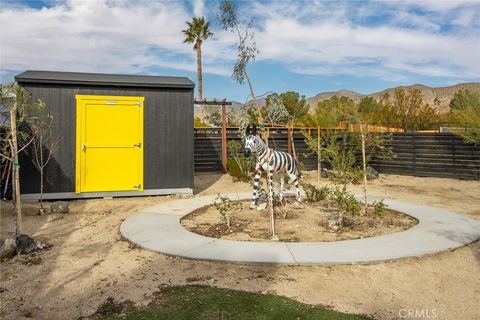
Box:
xmin=133 ymin=184 xmax=141 ymax=189
xmin=133 ymin=143 xmax=141 ymax=148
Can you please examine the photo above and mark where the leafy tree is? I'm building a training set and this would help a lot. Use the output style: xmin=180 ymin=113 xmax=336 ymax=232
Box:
xmin=182 ymin=17 xmax=214 ymax=119
xmin=303 ymin=129 xmax=392 ymax=186
xmin=358 ymin=96 xmax=381 ymax=121
xmin=194 ymin=116 xmax=209 ymax=127
xmin=264 ymin=93 xmax=290 ymax=126
xmin=449 ymin=90 xmax=480 ymax=143
xmin=217 ymin=0 xmax=262 ymax=122
xmin=377 ymin=88 xmax=439 ymax=131
xmin=265 ymin=91 xmax=309 ymax=126
xmin=374 ymin=92 xmax=397 ymax=126
xmin=300 ymin=96 xmax=356 ymax=128
xmin=246 ymin=106 xmax=260 ymax=126
xmin=449 ymin=89 xmax=479 ymax=111
xmin=204 ymin=106 xmax=221 ymax=126
xmin=226 ymin=108 xmax=241 ymax=126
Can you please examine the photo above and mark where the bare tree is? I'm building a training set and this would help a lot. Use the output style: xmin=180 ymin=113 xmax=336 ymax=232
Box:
xmin=0 ymin=84 xmax=37 ymax=236
xmin=358 ymin=123 xmax=368 ymax=215
xmin=218 ymin=1 xmax=288 ymax=239
xmin=30 ymin=101 xmax=61 ymax=213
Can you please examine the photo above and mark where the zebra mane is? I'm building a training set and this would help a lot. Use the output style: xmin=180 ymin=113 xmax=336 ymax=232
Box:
xmin=253 ymin=135 xmax=267 ymax=154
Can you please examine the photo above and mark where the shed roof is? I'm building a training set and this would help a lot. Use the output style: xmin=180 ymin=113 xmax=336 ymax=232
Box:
xmin=15 ymin=70 xmax=195 ymax=89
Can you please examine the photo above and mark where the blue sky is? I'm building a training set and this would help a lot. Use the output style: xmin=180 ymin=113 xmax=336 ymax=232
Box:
xmin=1 ymin=0 xmax=479 ymax=102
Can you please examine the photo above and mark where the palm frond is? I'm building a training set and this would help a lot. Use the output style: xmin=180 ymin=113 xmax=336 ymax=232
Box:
xmin=182 ymin=16 xmax=214 ymax=51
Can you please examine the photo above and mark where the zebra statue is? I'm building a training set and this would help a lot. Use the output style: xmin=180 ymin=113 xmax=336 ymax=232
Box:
xmin=244 ymin=131 xmax=301 ymax=209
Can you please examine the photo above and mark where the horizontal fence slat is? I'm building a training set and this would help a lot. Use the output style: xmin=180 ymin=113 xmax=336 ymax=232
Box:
xmin=194 ymin=128 xmax=480 ymax=180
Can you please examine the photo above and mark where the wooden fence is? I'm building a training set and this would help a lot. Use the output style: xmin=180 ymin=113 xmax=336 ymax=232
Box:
xmin=369 ymin=132 xmax=480 ymax=180
xmin=194 ymin=127 xmax=480 ymax=180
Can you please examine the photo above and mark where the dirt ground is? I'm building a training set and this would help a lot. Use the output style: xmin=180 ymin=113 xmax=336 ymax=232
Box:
xmin=182 ymin=200 xmax=417 ymax=242
xmin=1 ymin=172 xmax=479 ymax=320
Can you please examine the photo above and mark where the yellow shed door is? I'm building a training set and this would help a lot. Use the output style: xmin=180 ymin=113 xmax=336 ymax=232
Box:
xmin=76 ymin=95 xmax=144 ymax=193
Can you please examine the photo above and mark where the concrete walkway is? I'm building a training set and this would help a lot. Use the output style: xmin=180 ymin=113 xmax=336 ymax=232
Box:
xmin=120 ymin=192 xmax=480 ymax=265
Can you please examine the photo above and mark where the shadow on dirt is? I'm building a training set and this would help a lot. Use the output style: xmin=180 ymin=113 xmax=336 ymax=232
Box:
xmin=193 ymin=173 xmax=223 ymax=194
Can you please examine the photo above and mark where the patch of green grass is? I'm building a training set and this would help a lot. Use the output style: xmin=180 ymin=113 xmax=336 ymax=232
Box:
xmin=92 ymin=285 xmax=373 ymax=320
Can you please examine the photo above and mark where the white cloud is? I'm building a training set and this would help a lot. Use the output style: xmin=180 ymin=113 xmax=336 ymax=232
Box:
xmin=248 ymin=1 xmax=480 ymax=81
xmin=193 ymin=0 xmax=205 ymax=18
xmin=391 ymin=10 xmax=441 ymax=31
xmin=397 ymin=0 xmax=476 ymax=13
xmin=0 ymin=0 xmax=479 ymax=84
xmin=0 ymin=0 xmax=228 ymax=78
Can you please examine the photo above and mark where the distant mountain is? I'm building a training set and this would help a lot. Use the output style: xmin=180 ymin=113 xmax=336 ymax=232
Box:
xmin=243 ymin=97 xmax=266 ymax=108
xmin=369 ymin=83 xmax=480 ymax=113
xmin=307 ymin=82 xmax=480 ymax=113
xmin=195 ymin=82 xmax=479 ymax=118
xmin=307 ymin=89 xmax=364 ymax=107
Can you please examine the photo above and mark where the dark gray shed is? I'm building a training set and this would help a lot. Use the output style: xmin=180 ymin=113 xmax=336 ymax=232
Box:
xmin=16 ymin=70 xmax=195 ymax=199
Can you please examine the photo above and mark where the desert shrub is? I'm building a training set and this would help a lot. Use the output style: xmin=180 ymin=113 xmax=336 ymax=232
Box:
xmin=372 ymin=200 xmax=387 ymax=218
xmin=213 ymin=194 xmax=232 ymax=229
xmin=226 ymin=158 xmax=247 ymax=181
xmin=302 ymin=183 xmax=330 ymax=203
xmin=303 ymin=130 xmax=392 ymax=185
xmin=331 ymin=185 xmax=361 ymax=216
xmin=227 ymin=140 xmax=255 ymax=182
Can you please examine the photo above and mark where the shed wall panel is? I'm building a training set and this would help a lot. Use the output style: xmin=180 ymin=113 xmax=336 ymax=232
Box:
xmin=19 ymin=83 xmax=193 ymax=195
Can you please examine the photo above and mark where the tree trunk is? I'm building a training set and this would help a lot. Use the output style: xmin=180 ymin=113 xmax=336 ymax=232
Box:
xmin=290 ymin=126 xmax=297 ymax=160
xmin=196 ymin=42 xmax=204 ymax=120
xmin=317 ymin=126 xmax=321 ymax=182
xmin=244 ymin=71 xmax=262 ymax=123
xmin=225 ymin=212 xmax=230 ymax=230
xmin=39 ymin=133 xmax=44 ymax=210
xmin=267 ymin=162 xmax=277 ymax=241
xmin=9 ymin=102 xmax=22 ymax=236
xmin=359 ymin=123 xmax=368 ymax=215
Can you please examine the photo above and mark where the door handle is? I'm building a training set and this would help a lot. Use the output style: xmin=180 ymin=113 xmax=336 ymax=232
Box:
xmin=82 ymin=143 xmax=86 ymax=152
xmin=133 ymin=143 xmax=141 ymax=148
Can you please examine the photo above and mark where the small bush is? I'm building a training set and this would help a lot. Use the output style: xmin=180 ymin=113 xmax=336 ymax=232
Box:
xmin=331 ymin=185 xmax=361 ymax=216
xmin=372 ymin=200 xmax=387 ymax=218
xmin=227 ymin=140 xmax=255 ymax=182
xmin=227 ymin=159 xmax=248 ymax=182
xmin=213 ymin=194 xmax=232 ymax=229
xmin=329 ymin=167 xmax=363 ymax=185
xmin=302 ymin=183 xmax=330 ymax=203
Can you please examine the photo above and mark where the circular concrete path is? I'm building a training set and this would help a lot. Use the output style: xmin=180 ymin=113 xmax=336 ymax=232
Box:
xmin=120 ymin=192 xmax=480 ymax=265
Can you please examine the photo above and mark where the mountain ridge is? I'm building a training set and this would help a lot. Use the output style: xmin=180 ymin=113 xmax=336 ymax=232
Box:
xmin=307 ymin=82 xmax=480 ymax=112
xmin=216 ymin=82 xmax=479 ymax=113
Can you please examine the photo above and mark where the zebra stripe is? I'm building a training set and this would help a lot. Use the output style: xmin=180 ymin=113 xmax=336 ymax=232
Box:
xmin=244 ymin=134 xmax=302 ymax=207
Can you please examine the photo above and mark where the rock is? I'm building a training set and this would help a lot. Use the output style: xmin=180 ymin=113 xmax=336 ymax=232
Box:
xmin=0 ymin=239 xmax=16 ymax=258
xmin=327 ymin=215 xmax=343 ymax=231
xmin=257 ymin=203 xmax=267 ymax=211
xmin=16 ymin=234 xmax=38 ymax=255
xmin=366 ymin=166 xmax=379 ymax=181
xmin=320 ymin=169 xmax=330 ymax=178
xmin=51 ymin=201 xmax=69 ymax=213
xmin=293 ymin=202 xmax=303 ymax=209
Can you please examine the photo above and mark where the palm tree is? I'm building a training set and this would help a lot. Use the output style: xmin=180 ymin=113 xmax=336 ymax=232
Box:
xmin=182 ymin=17 xmax=214 ymax=119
